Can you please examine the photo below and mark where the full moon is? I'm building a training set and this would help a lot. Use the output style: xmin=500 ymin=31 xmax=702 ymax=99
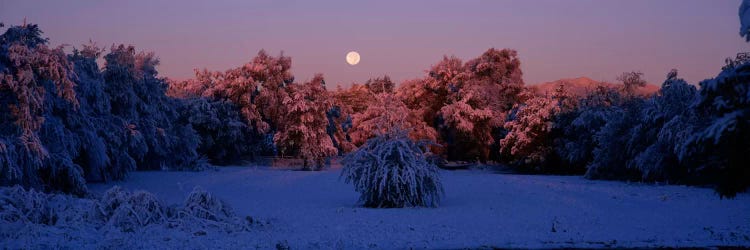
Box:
xmin=346 ymin=51 xmax=360 ymax=65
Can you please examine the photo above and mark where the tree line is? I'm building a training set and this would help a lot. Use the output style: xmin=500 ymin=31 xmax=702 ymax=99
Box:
xmin=1 ymin=21 xmax=747 ymax=197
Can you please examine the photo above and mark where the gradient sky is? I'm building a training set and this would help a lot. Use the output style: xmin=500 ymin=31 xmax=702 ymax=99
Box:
xmin=1 ymin=0 xmax=747 ymax=87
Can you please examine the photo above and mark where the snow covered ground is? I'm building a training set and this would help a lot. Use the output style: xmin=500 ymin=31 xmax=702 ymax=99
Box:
xmin=81 ymin=165 xmax=750 ymax=249
xmin=5 ymin=165 xmax=748 ymax=249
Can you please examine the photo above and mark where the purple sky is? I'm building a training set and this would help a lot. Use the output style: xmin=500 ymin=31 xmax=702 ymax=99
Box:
xmin=1 ymin=0 xmax=747 ymax=87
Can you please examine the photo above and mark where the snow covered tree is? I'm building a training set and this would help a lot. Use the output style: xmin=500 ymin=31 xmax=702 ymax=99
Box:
xmin=617 ymin=71 xmax=647 ymax=97
xmin=584 ymin=98 xmax=645 ymax=181
xmin=499 ymin=86 xmax=573 ymax=166
xmin=102 ymin=44 xmax=202 ymax=171
xmin=178 ymin=97 xmax=265 ymax=165
xmin=350 ymin=93 xmax=437 ymax=147
xmin=0 ymin=23 xmax=82 ymax=194
xmin=628 ymin=70 xmax=698 ymax=181
xmin=679 ymin=55 xmax=750 ymax=197
xmin=341 ymin=129 xmax=443 ymax=208
xmin=0 ymin=25 xmax=204 ymax=195
xmin=333 ymin=83 xmax=373 ymax=115
xmin=170 ymin=51 xmax=295 ymax=134
xmin=250 ymin=50 xmax=294 ymax=132
xmin=168 ymin=50 xmax=305 ymax=159
xmin=740 ymin=0 xmax=750 ymax=41
xmin=364 ymin=75 xmax=395 ymax=94
xmin=396 ymin=48 xmax=525 ymax=162
xmin=273 ymin=74 xmax=337 ymax=170
xmin=326 ymin=105 xmax=355 ymax=154
xmin=555 ymin=86 xmax=622 ymax=172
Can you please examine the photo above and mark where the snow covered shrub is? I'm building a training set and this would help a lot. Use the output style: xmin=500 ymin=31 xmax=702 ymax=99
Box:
xmin=181 ymin=186 xmax=234 ymax=221
xmin=174 ymin=186 xmax=250 ymax=232
xmin=0 ymin=185 xmax=98 ymax=229
xmin=0 ymin=185 xmax=56 ymax=224
xmin=0 ymin=185 xmax=253 ymax=240
xmin=99 ymin=186 xmax=169 ymax=232
xmin=341 ymin=129 xmax=443 ymax=208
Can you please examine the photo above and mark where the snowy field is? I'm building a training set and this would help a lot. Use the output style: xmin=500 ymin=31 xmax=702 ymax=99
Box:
xmin=4 ymin=165 xmax=749 ymax=249
xmin=82 ymin=166 xmax=750 ymax=249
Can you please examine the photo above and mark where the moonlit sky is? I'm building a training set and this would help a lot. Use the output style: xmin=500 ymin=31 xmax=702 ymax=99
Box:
xmin=1 ymin=0 xmax=747 ymax=87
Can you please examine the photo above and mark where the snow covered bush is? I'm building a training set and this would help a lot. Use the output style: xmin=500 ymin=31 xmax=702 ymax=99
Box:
xmin=0 ymin=185 xmax=253 ymax=239
xmin=99 ymin=186 xmax=169 ymax=231
xmin=341 ymin=129 xmax=443 ymax=208
xmin=0 ymin=185 xmax=98 ymax=229
xmin=176 ymin=186 xmax=248 ymax=232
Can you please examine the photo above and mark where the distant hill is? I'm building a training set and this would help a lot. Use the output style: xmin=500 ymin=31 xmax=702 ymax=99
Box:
xmin=530 ymin=77 xmax=660 ymax=97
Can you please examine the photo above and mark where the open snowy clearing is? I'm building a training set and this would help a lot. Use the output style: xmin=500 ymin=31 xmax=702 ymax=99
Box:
xmin=79 ymin=166 xmax=750 ymax=249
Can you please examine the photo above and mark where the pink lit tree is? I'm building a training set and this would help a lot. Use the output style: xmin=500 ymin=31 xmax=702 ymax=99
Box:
xmin=273 ymin=74 xmax=337 ymax=170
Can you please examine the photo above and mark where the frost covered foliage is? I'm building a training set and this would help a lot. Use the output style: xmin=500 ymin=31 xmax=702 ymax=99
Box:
xmin=617 ymin=71 xmax=648 ymax=96
xmin=585 ymin=96 xmax=649 ymax=180
xmin=500 ymin=85 xmax=575 ymax=166
xmin=1 ymin=24 xmax=205 ymax=195
xmin=342 ymin=129 xmax=443 ymax=208
xmin=628 ymin=71 xmax=698 ymax=181
xmin=350 ymin=93 xmax=437 ymax=147
xmin=741 ymin=0 xmax=750 ymax=41
xmin=680 ymin=59 xmax=750 ymax=197
xmin=555 ymin=86 xmax=622 ymax=173
xmin=177 ymin=98 xmax=263 ymax=165
xmin=102 ymin=45 xmax=203 ymax=171
xmin=364 ymin=75 xmax=395 ymax=94
xmin=0 ymin=24 xmax=83 ymax=194
xmin=274 ymin=75 xmax=337 ymax=169
xmin=0 ymin=185 xmax=253 ymax=241
xmin=395 ymin=48 xmax=524 ymax=161
xmin=170 ymin=51 xmax=341 ymax=161
xmin=568 ymin=71 xmax=701 ymax=183
xmin=168 ymin=50 xmax=295 ymax=133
